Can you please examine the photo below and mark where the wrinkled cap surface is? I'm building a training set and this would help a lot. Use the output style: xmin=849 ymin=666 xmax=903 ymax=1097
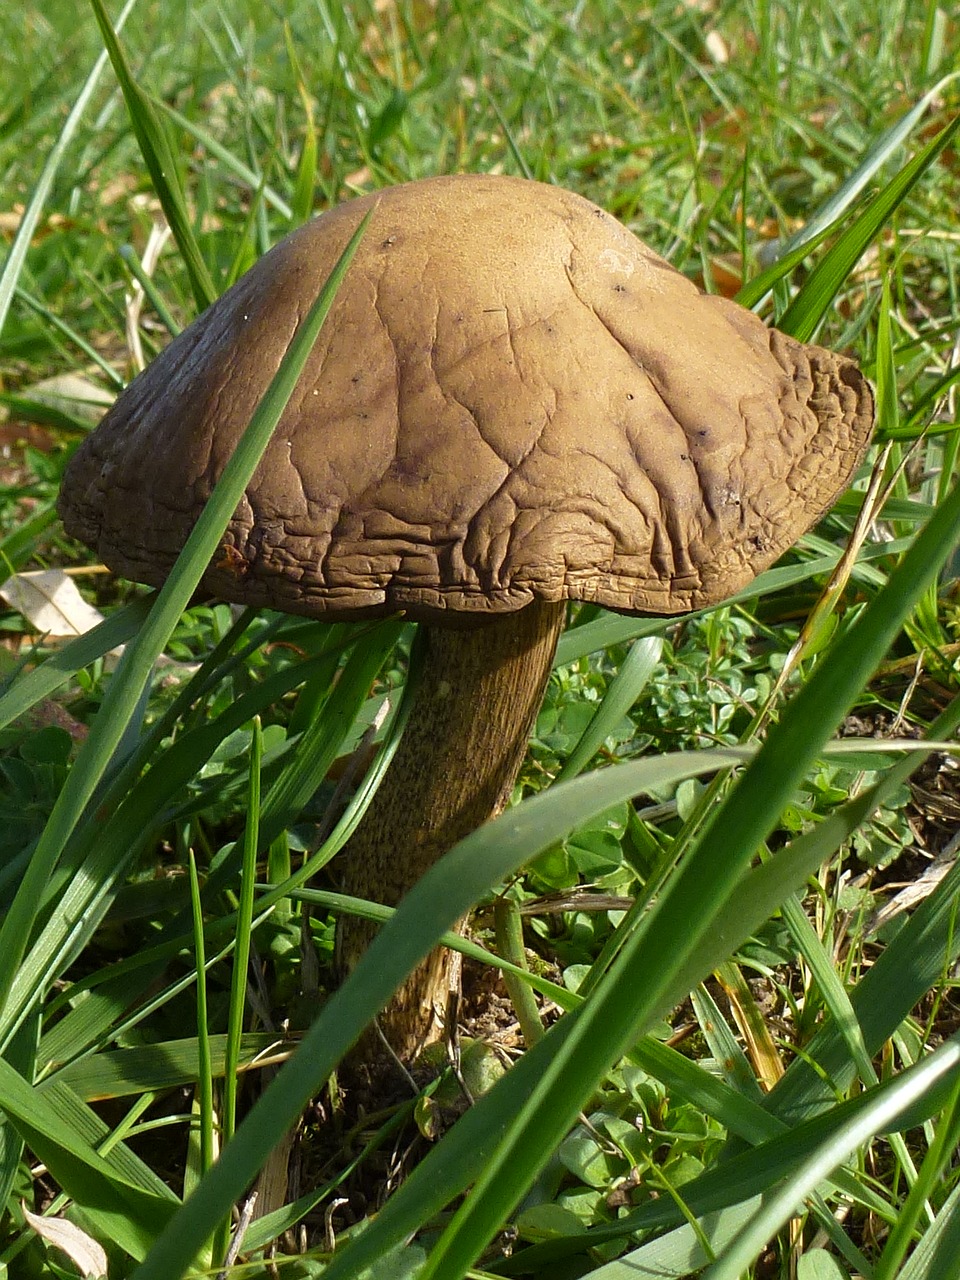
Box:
xmin=59 ymin=173 xmax=873 ymax=623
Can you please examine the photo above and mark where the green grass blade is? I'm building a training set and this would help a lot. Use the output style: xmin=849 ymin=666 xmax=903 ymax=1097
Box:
xmin=118 ymin=243 xmax=182 ymax=338
xmin=0 ymin=1014 xmax=38 ymax=1232
xmin=48 ymin=1033 xmax=292 ymax=1102
xmin=776 ymin=114 xmax=960 ymax=342
xmin=494 ymin=896 xmax=544 ymax=1046
xmin=0 ymin=393 xmax=93 ymax=436
xmin=587 ymin=1196 xmax=760 ymax=1279
xmin=14 ymin=287 xmax=126 ymax=388
xmin=223 ymin=718 xmax=261 ymax=1147
xmin=691 ymin=982 xmax=763 ymax=1102
xmin=0 ymin=502 xmax=58 ymax=585
xmin=87 ymin=0 xmax=217 ymax=311
xmin=284 ymin=22 xmax=318 ymax=225
xmin=0 ymin=1059 xmax=176 ymax=1261
xmin=187 ymin=853 xmax=214 ymax=1181
xmin=0 ymin=634 xmax=381 ymax=1055
xmin=291 ymin=888 xmax=575 ymax=1008
xmin=702 ymin=1039 xmax=960 ymax=1280
xmin=0 ymin=0 xmax=139 ymax=340
xmin=630 ymin=1037 xmax=781 ymax=1146
xmin=874 ymin=1071 xmax=960 ymax=1280
xmin=875 ymin=275 xmax=900 ymax=437
xmin=778 ymin=895 xmax=875 ymax=1091
xmin=768 ymin=855 xmax=960 ymax=1124
xmin=769 ymin=75 xmax=960 ymax=267
xmin=899 ymin=1179 xmax=960 ymax=1280
xmin=16 ymin=628 xmax=397 ymax=1066
xmin=153 ymin=98 xmax=293 ymax=222
xmin=37 ymin=1081 xmax=178 ymax=1203
xmin=214 ymin=713 xmax=262 ymax=1262
xmin=255 ymin=621 xmax=404 ymax=850
xmin=733 ymin=221 xmax=839 ymax=313
xmin=556 ymin=636 xmax=662 ymax=782
xmin=0 ymin=210 xmax=372 ymax=1022
xmin=777 ymin=891 xmax=922 ymax=1193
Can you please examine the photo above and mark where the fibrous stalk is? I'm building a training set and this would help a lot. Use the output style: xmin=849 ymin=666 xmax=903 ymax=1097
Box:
xmin=335 ymin=598 xmax=566 ymax=1063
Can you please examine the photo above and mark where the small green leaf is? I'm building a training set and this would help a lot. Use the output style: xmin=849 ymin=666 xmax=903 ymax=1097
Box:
xmin=516 ymin=1203 xmax=586 ymax=1243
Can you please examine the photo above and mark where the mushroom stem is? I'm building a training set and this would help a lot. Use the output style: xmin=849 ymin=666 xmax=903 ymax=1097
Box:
xmin=335 ymin=598 xmax=566 ymax=1063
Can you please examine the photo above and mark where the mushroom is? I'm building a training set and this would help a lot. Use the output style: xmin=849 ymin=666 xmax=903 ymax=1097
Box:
xmin=58 ymin=174 xmax=874 ymax=1063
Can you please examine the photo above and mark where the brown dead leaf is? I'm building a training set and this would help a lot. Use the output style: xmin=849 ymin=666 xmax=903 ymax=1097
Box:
xmin=0 ymin=569 xmax=106 ymax=638
xmin=22 ymin=1206 xmax=107 ymax=1278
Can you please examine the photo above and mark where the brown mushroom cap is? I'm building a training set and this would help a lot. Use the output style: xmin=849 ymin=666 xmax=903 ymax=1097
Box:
xmin=58 ymin=173 xmax=873 ymax=622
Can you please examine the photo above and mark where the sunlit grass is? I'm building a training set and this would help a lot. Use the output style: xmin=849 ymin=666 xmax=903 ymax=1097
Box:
xmin=0 ymin=1 xmax=958 ymax=1277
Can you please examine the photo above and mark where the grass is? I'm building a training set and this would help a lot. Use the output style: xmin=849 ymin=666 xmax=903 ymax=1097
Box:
xmin=0 ymin=1 xmax=959 ymax=1277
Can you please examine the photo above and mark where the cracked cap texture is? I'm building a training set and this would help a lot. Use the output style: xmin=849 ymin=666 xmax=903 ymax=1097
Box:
xmin=58 ymin=173 xmax=874 ymax=623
